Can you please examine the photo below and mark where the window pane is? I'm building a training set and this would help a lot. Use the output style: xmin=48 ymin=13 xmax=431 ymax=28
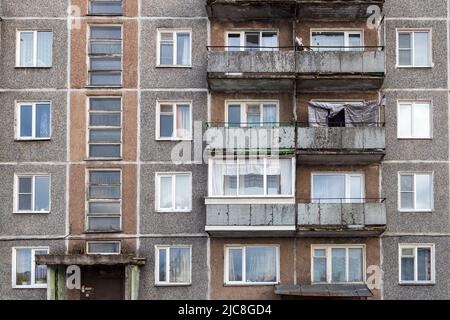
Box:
xmin=20 ymin=105 xmax=33 ymax=137
xmin=399 ymin=49 xmax=412 ymax=66
xmin=263 ymin=104 xmax=277 ymax=125
xmin=159 ymin=249 xmax=167 ymax=282
xmin=398 ymin=104 xmax=412 ymax=137
xmin=313 ymin=175 xmax=345 ymax=202
xmin=19 ymin=32 xmax=34 ymax=67
xmin=399 ymin=33 xmax=411 ymax=49
xmin=88 ymin=217 xmax=120 ymax=231
xmin=90 ymin=113 xmax=121 ymax=126
xmin=349 ymin=176 xmax=363 ymax=203
xmin=160 ymin=176 xmax=172 ymax=209
xmin=36 ymin=31 xmax=53 ymax=67
xmin=228 ymin=104 xmax=241 ymax=127
xmin=400 ymin=175 xmax=413 ymax=192
xmin=90 ymin=129 xmax=121 ymax=142
xmin=228 ymin=249 xmax=243 ymax=282
xmin=90 ymin=41 xmax=122 ymax=54
xmin=160 ymin=44 xmax=174 ymax=65
xmin=90 ymin=57 xmax=121 ymax=71
xmin=169 ymin=248 xmax=191 ymax=283
xmin=34 ymin=176 xmax=50 ymax=212
xmin=417 ymin=248 xmax=431 ymax=281
xmin=90 ymin=72 xmax=122 ymax=86
xmin=331 ymin=248 xmax=346 ymax=282
xmin=175 ymin=175 xmax=191 ymax=210
xmin=19 ymin=195 xmax=32 ymax=211
xmin=176 ymin=33 xmax=191 ymax=65
xmin=35 ymin=104 xmax=51 ymax=138
xmin=400 ymin=192 xmax=414 ymax=210
xmin=160 ymin=114 xmax=174 ymax=137
xmin=239 ymin=160 xmax=264 ymax=195
xmin=247 ymin=104 xmax=261 ymax=126
xmin=267 ymin=175 xmax=281 ymax=195
xmin=90 ymin=171 xmax=120 ymax=184
xmin=90 ymin=98 xmax=121 ymax=111
xmin=348 ymin=33 xmax=362 ymax=51
xmin=227 ymin=34 xmax=240 ymax=51
xmin=348 ymin=248 xmax=363 ymax=282
xmin=176 ymin=105 xmax=191 ymax=138
xmin=313 ymin=257 xmax=327 ymax=282
xmin=312 ymin=32 xmax=344 ymax=51
xmin=15 ymin=249 xmax=32 ymax=286
xmin=261 ymin=32 xmax=278 ymax=51
xmin=19 ymin=177 xmax=32 ymax=193
xmin=89 ymin=185 xmax=121 ymax=198
xmin=245 ymin=32 xmax=259 ymax=51
xmin=90 ymin=1 xmax=123 ymax=15
xmin=91 ymin=26 xmax=121 ymax=39
xmin=88 ymin=242 xmax=120 ymax=254
xmin=414 ymin=32 xmax=429 ymax=66
xmin=89 ymin=201 xmax=120 ymax=214
xmin=245 ymin=247 xmax=277 ymax=283
xmin=401 ymin=257 xmax=414 ymax=281
xmin=89 ymin=145 xmax=121 ymax=158
xmin=34 ymin=250 xmax=48 ymax=284
xmin=413 ymin=103 xmax=430 ymax=138
xmin=416 ymin=174 xmax=432 ymax=210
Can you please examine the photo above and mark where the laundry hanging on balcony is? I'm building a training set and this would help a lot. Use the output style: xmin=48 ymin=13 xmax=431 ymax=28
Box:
xmin=307 ymin=100 xmax=378 ymax=127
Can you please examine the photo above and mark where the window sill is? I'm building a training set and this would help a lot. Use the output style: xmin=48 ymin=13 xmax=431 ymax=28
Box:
xmin=398 ymin=210 xmax=434 ymax=213
xmin=156 ymin=210 xmax=192 ymax=214
xmin=396 ymin=65 xmax=433 ymax=69
xmin=84 ymin=230 xmax=123 ymax=234
xmin=15 ymin=138 xmax=51 ymax=142
xmin=156 ymin=138 xmax=193 ymax=142
xmin=156 ymin=65 xmax=192 ymax=69
xmin=85 ymin=158 xmax=123 ymax=161
xmin=397 ymin=137 xmax=433 ymax=140
xmin=13 ymin=211 xmax=50 ymax=214
xmin=85 ymin=85 xmax=123 ymax=89
xmin=15 ymin=66 xmax=52 ymax=69
xmin=13 ymin=285 xmax=47 ymax=289
xmin=399 ymin=282 xmax=435 ymax=286
xmin=224 ymin=282 xmax=279 ymax=287
xmin=155 ymin=283 xmax=192 ymax=287
xmin=86 ymin=14 xmax=124 ymax=17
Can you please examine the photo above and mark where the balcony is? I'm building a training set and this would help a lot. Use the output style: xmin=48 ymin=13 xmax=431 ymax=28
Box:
xmin=297 ymin=0 xmax=385 ymax=21
xmin=205 ymin=201 xmax=296 ymax=237
xmin=205 ymin=123 xmax=296 ymax=151
xmin=297 ymin=199 xmax=386 ymax=236
xmin=296 ymin=49 xmax=385 ymax=92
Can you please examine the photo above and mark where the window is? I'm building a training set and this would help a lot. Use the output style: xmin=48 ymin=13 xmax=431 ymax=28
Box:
xmin=16 ymin=102 xmax=51 ymax=140
xmin=87 ymin=241 xmax=121 ymax=254
xmin=210 ymin=158 xmax=294 ymax=197
xmin=88 ymin=97 xmax=122 ymax=158
xmin=17 ymin=30 xmax=53 ymax=67
xmin=311 ymin=31 xmax=362 ymax=51
xmin=89 ymin=0 xmax=123 ymax=15
xmin=225 ymin=246 xmax=279 ymax=285
xmin=156 ymin=173 xmax=192 ymax=212
xmin=399 ymin=173 xmax=433 ymax=211
xmin=398 ymin=102 xmax=431 ymax=139
xmin=89 ymin=25 xmax=122 ymax=86
xmin=13 ymin=247 xmax=49 ymax=288
xmin=87 ymin=170 xmax=121 ymax=232
xmin=226 ymin=31 xmax=278 ymax=51
xmin=226 ymin=102 xmax=278 ymax=127
xmin=312 ymin=246 xmax=365 ymax=284
xmin=15 ymin=175 xmax=50 ymax=213
xmin=399 ymin=244 xmax=434 ymax=284
xmin=397 ymin=30 xmax=431 ymax=67
xmin=312 ymin=173 xmax=364 ymax=203
xmin=157 ymin=30 xmax=191 ymax=66
xmin=157 ymin=102 xmax=192 ymax=140
xmin=155 ymin=246 xmax=192 ymax=285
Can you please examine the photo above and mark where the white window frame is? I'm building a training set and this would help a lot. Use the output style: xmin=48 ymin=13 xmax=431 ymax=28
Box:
xmin=155 ymin=245 xmax=192 ymax=286
xmin=311 ymin=172 xmax=365 ymax=203
xmin=398 ymin=172 xmax=434 ymax=212
xmin=16 ymin=30 xmax=53 ymax=67
xmin=225 ymin=30 xmax=279 ymax=51
xmin=87 ymin=96 xmax=123 ymax=159
xmin=155 ymin=101 xmax=193 ymax=140
xmin=398 ymin=243 xmax=435 ymax=285
xmin=310 ymin=29 xmax=364 ymax=51
xmin=86 ymin=241 xmax=121 ymax=255
xmin=12 ymin=247 xmax=49 ymax=289
xmin=311 ymin=245 xmax=366 ymax=284
xmin=225 ymin=100 xmax=280 ymax=127
xmin=157 ymin=29 xmax=192 ymax=67
xmin=396 ymin=29 xmax=433 ymax=68
xmin=14 ymin=174 xmax=51 ymax=213
xmin=155 ymin=172 xmax=193 ymax=212
xmin=224 ymin=245 xmax=280 ymax=285
xmin=208 ymin=157 xmax=296 ymax=198
xmin=85 ymin=169 xmax=122 ymax=232
xmin=397 ymin=101 xmax=432 ymax=139
xmin=16 ymin=101 xmax=52 ymax=140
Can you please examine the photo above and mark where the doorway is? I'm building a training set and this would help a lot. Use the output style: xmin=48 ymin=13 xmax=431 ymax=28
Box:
xmin=80 ymin=266 xmax=125 ymax=300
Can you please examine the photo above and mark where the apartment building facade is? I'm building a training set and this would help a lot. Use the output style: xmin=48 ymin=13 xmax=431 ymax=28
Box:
xmin=0 ymin=0 xmax=449 ymax=300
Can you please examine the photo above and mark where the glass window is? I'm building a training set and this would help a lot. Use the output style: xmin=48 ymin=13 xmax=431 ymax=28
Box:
xmin=87 ymin=170 xmax=121 ymax=232
xmin=226 ymin=246 xmax=278 ymax=284
xmin=16 ymin=175 xmax=50 ymax=213
xmin=88 ymin=98 xmax=122 ymax=159
xmin=156 ymin=173 xmax=192 ymax=212
xmin=17 ymin=102 xmax=51 ymax=139
xmin=158 ymin=102 xmax=192 ymax=139
xmin=89 ymin=0 xmax=123 ymax=15
xmin=398 ymin=31 xmax=431 ymax=67
xmin=226 ymin=31 xmax=278 ymax=51
xmin=312 ymin=31 xmax=361 ymax=51
xmin=156 ymin=246 xmax=191 ymax=285
xmin=87 ymin=241 xmax=121 ymax=254
xmin=13 ymin=248 xmax=49 ymax=287
xmin=400 ymin=245 xmax=434 ymax=283
xmin=18 ymin=31 xmax=53 ymax=67
xmin=398 ymin=102 xmax=431 ymax=138
xmin=312 ymin=173 xmax=364 ymax=203
xmin=226 ymin=102 xmax=278 ymax=127
xmin=399 ymin=173 xmax=433 ymax=211
xmin=89 ymin=26 xmax=122 ymax=86
xmin=158 ymin=30 xmax=191 ymax=66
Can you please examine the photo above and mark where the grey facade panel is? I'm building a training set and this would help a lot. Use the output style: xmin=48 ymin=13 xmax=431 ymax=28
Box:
xmin=141 ymin=0 xmax=207 ymax=17
xmin=0 ymin=92 xmax=67 ymax=162
xmin=0 ymin=0 xmax=68 ymax=17
xmin=383 ymin=0 xmax=448 ymax=18
xmin=0 ymin=164 xmax=66 ymax=236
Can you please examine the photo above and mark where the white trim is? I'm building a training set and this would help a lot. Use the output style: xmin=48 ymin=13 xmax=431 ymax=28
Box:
xmin=397 ymin=100 xmax=433 ymax=139
xmin=156 ymin=29 xmax=192 ymax=67
xmin=15 ymin=101 xmax=52 ymax=140
xmin=13 ymin=173 xmax=51 ymax=214
xmin=310 ymin=29 xmax=364 ymax=51
xmin=155 ymin=100 xmax=193 ymax=140
xmin=12 ymin=247 xmax=49 ymax=289
xmin=398 ymin=172 xmax=434 ymax=212
xmin=155 ymin=172 xmax=193 ymax=213
xmin=225 ymin=30 xmax=279 ymax=51
xmin=154 ymin=245 xmax=192 ymax=286
xmin=86 ymin=240 xmax=121 ymax=255
xmin=396 ymin=29 xmax=433 ymax=68
xmin=398 ymin=243 xmax=435 ymax=285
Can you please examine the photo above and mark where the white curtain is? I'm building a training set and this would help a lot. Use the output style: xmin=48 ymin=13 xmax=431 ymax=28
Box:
xmin=37 ymin=31 xmax=53 ymax=67
xmin=20 ymin=32 xmax=34 ymax=67
xmin=313 ymin=175 xmax=345 ymax=203
xmin=212 ymin=160 xmax=238 ymax=196
xmin=246 ymin=247 xmax=276 ymax=283
xmin=36 ymin=104 xmax=50 ymax=138
xmin=228 ymin=249 xmax=242 ymax=282
xmin=175 ymin=175 xmax=191 ymax=210
xmin=177 ymin=33 xmax=191 ymax=65
xmin=239 ymin=160 xmax=264 ymax=195
xmin=176 ymin=104 xmax=191 ymax=138
xmin=263 ymin=104 xmax=277 ymax=126
xmin=15 ymin=249 xmax=31 ymax=285
xmin=170 ymin=248 xmax=191 ymax=283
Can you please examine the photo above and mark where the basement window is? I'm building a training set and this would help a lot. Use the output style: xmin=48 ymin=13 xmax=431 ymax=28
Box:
xmin=87 ymin=241 xmax=121 ymax=254
xmin=17 ymin=30 xmax=53 ymax=67
xmin=226 ymin=31 xmax=278 ymax=51
xmin=89 ymin=0 xmax=123 ymax=15
xmin=155 ymin=246 xmax=192 ymax=285
xmin=16 ymin=102 xmax=51 ymax=140
xmin=399 ymin=244 xmax=435 ymax=284
xmin=15 ymin=174 xmax=50 ymax=213
xmin=13 ymin=247 xmax=49 ymax=288
xmin=397 ymin=30 xmax=431 ymax=67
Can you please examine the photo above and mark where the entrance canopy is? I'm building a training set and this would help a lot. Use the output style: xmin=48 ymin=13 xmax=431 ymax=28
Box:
xmin=35 ymin=254 xmax=146 ymax=266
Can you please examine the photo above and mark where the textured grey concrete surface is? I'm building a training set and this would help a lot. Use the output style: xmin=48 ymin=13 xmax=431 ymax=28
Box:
xmin=138 ymin=237 xmax=208 ymax=300
xmin=0 ymin=164 xmax=66 ymax=236
xmin=381 ymin=236 xmax=450 ymax=300
xmin=0 ymin=0 xmax=68 ymax=17
xmin=139 ymin=163 xmax=208 ymax=235
xmin=383 ymin=0 xmax=448 ymax=18
xmin=141 ymin=0 xmax=207 ymax=17
xmin=0 ymin=240 xmax=65 ymax=300
xmin=0 ymin=92 xmax=67 ymax=162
